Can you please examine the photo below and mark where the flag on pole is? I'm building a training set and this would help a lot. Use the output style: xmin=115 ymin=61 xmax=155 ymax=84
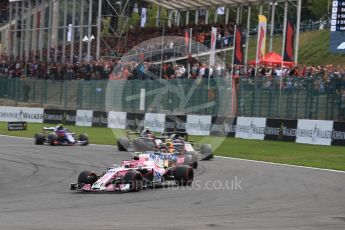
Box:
xmin=67 ymin=24 xmax=72 ymax=42
xmin=184 ymin=28 xmax=193 ymax=54
xmin=233 ymin=25 xmax=244 ymax=65
xmin=140 ymin=8 xmax=147 ymax=28
xmin=184 ymin=28 xmax=190 ymax=49
xmin=283 ymin=20 xmax=295 ymax=62
xmin=210 ymin=27 xmax=217 ymax=66
xmin=256 ymin=15 xmax=267 ymax=63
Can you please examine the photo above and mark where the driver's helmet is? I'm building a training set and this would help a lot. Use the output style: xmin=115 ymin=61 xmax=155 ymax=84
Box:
xmin=172 ymin=138 xmax=183 ymax=144
xmin=55 ymin=124 xmax=64 ymax=131
xmin=142 ymin=127 xmax=152 ymax=134
xmin=170 ymin=134 xmax=180 ymax=140
xmin=165 ymin=141 xmax=174 ymax=153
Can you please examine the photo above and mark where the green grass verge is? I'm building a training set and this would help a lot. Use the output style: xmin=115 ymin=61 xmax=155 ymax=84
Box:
xmin=1 ymin=122 xmax=344 ymax=171
xmin=0 ymin=122 xmax=118 ymax=146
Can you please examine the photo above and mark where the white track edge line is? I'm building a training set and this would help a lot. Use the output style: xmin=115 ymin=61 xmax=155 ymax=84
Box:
xmin=1 ymin=134 xmax=344 ymax=174
xmin=0 ymin=134 xmax=115 ymax=148
xmin=215 ymin=156 xmax=345 ymax=174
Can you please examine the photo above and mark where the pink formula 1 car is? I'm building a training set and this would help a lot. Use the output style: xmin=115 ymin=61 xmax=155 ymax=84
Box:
xmin=70 ymin=152 xmax=194 ymax=192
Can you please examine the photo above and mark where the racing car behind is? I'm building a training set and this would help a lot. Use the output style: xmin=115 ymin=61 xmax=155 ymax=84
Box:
xmin=34 ymin=124 xmax=89 ymax=146
xmin=117 ymin=131 xmax=213 ymax=162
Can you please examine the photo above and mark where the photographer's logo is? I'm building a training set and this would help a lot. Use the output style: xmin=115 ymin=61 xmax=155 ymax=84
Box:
xmin=105 ymin=35 xmax=231 ymax=154
xmin=337 ymin=42 xmax=345 ymax=50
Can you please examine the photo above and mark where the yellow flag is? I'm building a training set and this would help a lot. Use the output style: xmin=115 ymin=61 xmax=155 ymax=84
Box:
xmin=256 ymin=15 xmax=267 ymax=62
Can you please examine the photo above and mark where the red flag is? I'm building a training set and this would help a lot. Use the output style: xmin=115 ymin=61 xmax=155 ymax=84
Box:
xmin=184 ymin=28 xmax=190 ymax=47
xmin=233 ymin=25 xmax=244 ymax=65
xmin=284 ymin=20 xmax=295 ymax=62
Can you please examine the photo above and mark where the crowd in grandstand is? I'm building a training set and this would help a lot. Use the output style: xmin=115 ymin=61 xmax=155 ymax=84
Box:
xmin=241 ymin=64 xmax=345 ymax=91
xmin=0 ymin=59 xmax=114 ymax=80
xmin=0 ymin=16 xmax=344 ymax=94
xmin=1 ymin=57 xmax=344 ymax=93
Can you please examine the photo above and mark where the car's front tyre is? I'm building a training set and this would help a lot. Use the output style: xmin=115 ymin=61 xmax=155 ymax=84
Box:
xmin=34 ymin=133 xmax=45 ymax=145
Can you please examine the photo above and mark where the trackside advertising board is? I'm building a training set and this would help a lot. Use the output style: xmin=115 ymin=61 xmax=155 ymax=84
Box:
xmin=144 ymin=113 xmax=166 ymax=133
xmin=8 ymin=121 xmax=27 ymax=131
xmin=264 ymin=119 xmax=297 ymax=142
xmin=186 ymin=115 xmax=212 ymax=136
xmin=126 ymin=113 xmax=145 ymax=130
xmin=92 ymin=111 xmax=108 ymax=127
xmin=107 ymin=111 xmax=127 ymax=129
xmin=210 ymin=116 xmax=237 ymax=137
xmin=296 ymin=119 xmax=334 ymax=146
xmin=2 ymin=106 xmax=345 ymax=147
xmin=235 ymin=117 xmax=266 ymax=140
xmin=76 ymin=110 xmax=93 ymax=127
xmin=164 ymin=115 xmax=187 ymax=132
xmin=331 ymin=121 xmax=345 ymax=146
xmin=0 ymin=106 xmax=43 ymax=123
xmin=43 ymin=109 xmax=76 ymax=125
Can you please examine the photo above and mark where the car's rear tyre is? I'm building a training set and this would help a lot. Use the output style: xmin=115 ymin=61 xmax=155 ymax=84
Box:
xmin=123 ymin=170 xmax=143 ymax=192
xmin=35 ymin=133 xmax=45 ymax=145
xmin=192 ymin=161 xmax=198 ymax=169
xmin=174 ymin=165 xmax=193 ymax=186
xmin=200 ymin=144 xmax=213 ymax=160
xmin=48 ymin=133 xmax=58 ymax=146
xmin=143 ymin=172 xmax=154 ymax=188
xmin=117 ymin=137 xmax=129 ymax=151
xmin=186 ymin=151 xmax=198 ymax=168
xmin=78 ymin=170 xmax=98 ymax=185
xmin=183 ymin=155 xmax=193 ymax=166
xmin=79 ymin=133 xmax=89 ymax=146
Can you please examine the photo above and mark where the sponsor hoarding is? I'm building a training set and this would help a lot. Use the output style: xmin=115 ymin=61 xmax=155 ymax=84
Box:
xmin=126 ymin=113 xmax=145 ymax=131
xmin=264 ymin=119 xmax=297 ymax=142
xmin=76 ymin=110 xmax=93 ymax=127
xmin=164 ymin=115 xmax=187 ymax=132
xmin=92 ymin=111 xmax=108 ymax=127
xmin=0 ymin=106 xmax=43 ymax=123
xmin=235 ymin=117 xmax=266 ymax=140
xmin=43 ymin=109 xmax=76 ymax=125
xmin=107 ymin=111 xmax=127 ymax=129
xmin=186 ymin=115 xmax=212 ymax=136
xmin=144 ymin=113 xmax=166 ymax=133
xmin=8 ymin=121 xmax=27 ymax=131
xmin=210 ymin=116 xmax=237 ymax=137
xmin=331 ymin=121 xmax=345 ymax=146
xmin=296 ymin=119 xmax=333 ymax=146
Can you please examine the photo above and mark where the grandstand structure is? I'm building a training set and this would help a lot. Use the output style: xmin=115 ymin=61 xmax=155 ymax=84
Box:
xmin=0 ymin=0 xmax=301 ymax=64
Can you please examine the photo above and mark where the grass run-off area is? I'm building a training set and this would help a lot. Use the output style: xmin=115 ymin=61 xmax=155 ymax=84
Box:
xmin=1 ymin=122 xmax=344 ymax=171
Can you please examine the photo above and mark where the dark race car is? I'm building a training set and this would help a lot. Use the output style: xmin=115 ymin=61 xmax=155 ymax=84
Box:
xmin=117 ymin=131 xmax=213 ymax=162
xmin=117 ymin=128 xmax=158 ymax=152
xmin=34 ymin=125 xmax=89 ymax=146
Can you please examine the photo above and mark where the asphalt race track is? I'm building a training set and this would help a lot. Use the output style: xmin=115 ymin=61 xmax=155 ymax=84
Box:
xmin=0 ymin=136 xmax=344 ymax=230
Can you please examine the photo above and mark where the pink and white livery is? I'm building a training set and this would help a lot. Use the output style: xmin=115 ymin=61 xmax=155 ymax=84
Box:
xmin=70 ymin=152 xmax=194 ymax=192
